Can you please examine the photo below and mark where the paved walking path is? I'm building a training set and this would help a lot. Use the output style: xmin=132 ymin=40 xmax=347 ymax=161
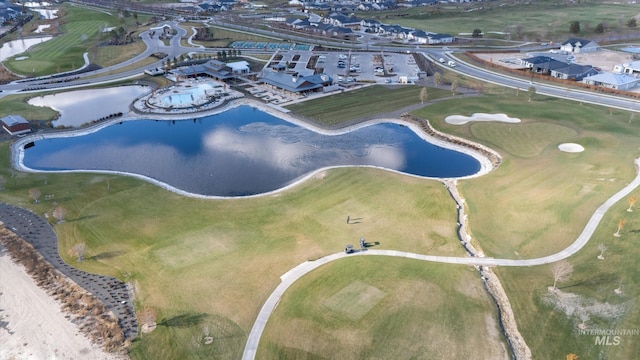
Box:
xmin=242 ymin=157 xmax=640 ymax=359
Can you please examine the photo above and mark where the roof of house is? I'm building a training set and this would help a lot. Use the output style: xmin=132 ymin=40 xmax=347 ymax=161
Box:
xmin=621 ymin=60 xmax=640 ymax=71
xmin=522 ymin=56 xmax=569 ymax=70
xmin=1 ymin=115 xmax=29 ymax=127
xmin=551 ymin=63 xmax=597 ymax=76
xmin=583 ymin=72 xmax=638 ymax=85
xmin=429 ymin=33 xmax=454 ymax=39
xmin=562 ymin=38 xmax=598 ymax=47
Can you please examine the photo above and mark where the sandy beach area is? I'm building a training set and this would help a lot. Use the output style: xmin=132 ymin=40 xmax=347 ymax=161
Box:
xmin=0 ymin=248 xmax=124 ymax=360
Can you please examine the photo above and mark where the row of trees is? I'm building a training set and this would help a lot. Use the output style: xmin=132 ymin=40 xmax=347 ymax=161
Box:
xmin=570 ymin=17 xmax=637 ymax=34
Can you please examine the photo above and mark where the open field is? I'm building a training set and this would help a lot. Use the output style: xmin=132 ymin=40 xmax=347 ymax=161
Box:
xmin=259 ymin=256 xmax=508 ymax=359
xmin=285 ymin=85 xmax=452 ymax=126
xmin=372 ymin=1 xmax=640 ymax=42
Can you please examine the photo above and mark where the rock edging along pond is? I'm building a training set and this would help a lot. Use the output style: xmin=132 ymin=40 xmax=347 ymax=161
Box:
xmin=12 ymin=103 xmax=495 ymax=199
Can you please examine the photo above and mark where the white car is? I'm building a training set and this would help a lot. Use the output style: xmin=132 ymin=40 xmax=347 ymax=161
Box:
xmin=438 ymin=58 xmax=446 ymax=63
xmin=448 ymin=60 xmax=456 ymax=67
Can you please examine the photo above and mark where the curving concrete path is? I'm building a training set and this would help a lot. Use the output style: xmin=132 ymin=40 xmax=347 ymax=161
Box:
xmin=242 ymin=157 xmax=640 ymax=359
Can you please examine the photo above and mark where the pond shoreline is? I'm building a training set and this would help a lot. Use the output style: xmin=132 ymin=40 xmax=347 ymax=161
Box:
xmin=11 ymin=98 xmax=498 ymax=199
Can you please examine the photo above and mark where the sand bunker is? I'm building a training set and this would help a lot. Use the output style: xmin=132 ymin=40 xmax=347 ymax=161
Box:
xmin=445 ymin=113 xmax=521 ymax=125
xmin=558 ymin=143 xmax=585 ymax=153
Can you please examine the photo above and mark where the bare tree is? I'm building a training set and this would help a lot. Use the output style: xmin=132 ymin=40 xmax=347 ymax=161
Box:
xmin=627 ymin=195 xmax=636 ymax=212
xmin=578 ymin=310 xmax=590 ymax=329
xmin=527 ymin=86 xmax=537 ymax=102
xmin=433 ymin=72 xmax=442 ymax=87
xmin=420 ymin=87 xmax=428 ymax=104
xmin=69 ymin=242 xmax=87 ymax=262
xmin=613 ymin=218 xmax=626 ymax=237
xmin=450 ymin=80 xmax=458 ymax=96
xmin=551 ymin=260 xmax=573 ymax=290
xmin=29 ymin=188 xmax=41 ymax=203
xmin=138 ymin=307 xmax=157 ymax=332
xmin=52 ymin=206 xmax=67 ymax=223
xmin=597 ymin=243 xmax=607 ymax=260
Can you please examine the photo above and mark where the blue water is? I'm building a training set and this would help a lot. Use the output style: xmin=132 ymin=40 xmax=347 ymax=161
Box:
xmin=22 ymin=106 xmax=481 ymax=197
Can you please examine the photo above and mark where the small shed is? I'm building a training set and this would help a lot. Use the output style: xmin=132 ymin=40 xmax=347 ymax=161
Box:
xmin=1 ymin=115 xmax=31 ymax=135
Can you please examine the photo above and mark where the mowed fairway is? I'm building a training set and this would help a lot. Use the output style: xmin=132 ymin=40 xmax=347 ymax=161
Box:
xmin=4 ymin=6 xmax=128 ymax=75
xmin=258 ymin=257 xmax=508 ymax=359
xmin=413 ymin=92 xmax=640 ymax=358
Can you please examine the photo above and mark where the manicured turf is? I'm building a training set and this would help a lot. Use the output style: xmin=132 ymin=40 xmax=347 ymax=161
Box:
xmin=3 ymin=5 xmax=142 ymax=76
xmin=258 ymin=257 xmax=508 ymax=359
xmin=285 ymin=85 xmax=452 ymax=126
xmin=413 ymin=92 xmax=640 ymax=359
xmin=0 ymin=94 xmax=59 ymax=122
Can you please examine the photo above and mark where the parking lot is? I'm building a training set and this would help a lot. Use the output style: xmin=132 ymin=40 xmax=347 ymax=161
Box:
xmin=276 ymin=50 xmax=423 ymax=85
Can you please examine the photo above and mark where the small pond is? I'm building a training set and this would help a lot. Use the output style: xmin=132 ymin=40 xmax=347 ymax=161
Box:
xmin=20 ymin=106 xmax=481 ymax=197
xmin=28 ymin=86 xmax=152 ymax=127
xmin=0 ymin=36 xmax=53 ymax=62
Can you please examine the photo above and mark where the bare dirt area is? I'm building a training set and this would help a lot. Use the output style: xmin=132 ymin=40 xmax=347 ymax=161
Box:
xmin=474 ymin=49 xmax=634 ymax=72
xmin=573 ymin=49 xmax=635 ymax=72
xmin=0 ymin=249 xmax=125 ymax=360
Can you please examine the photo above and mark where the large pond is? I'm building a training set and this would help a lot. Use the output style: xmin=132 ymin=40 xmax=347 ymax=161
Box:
xmin=20 ymin=106 xmax=481 ymax=197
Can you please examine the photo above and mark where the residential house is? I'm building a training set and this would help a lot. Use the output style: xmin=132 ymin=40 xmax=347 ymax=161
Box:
xmin=560 ymin=38 xmax=599 ymax=53
xmin=360 ymin=18 xmax=382 ymax=33
xmin=520 ymin=56 xmax=568 ymax=74
xmin=582 ymin=73 xmax=638 ymax=90
xmin=613 ymin=61 xmax=640 ymax=77
xmin=550 ymin=64 xmax=598 ymax=81
xmin=285 ymin=17 xmax=311 ymax=29
xmin=324 ymin=12 xmax=361 ymax=29
xmin=0 ymin=0 xmax=21 ymax=24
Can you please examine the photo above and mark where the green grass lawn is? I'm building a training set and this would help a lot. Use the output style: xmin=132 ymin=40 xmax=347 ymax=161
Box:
xmin=2 ymin=80 xmax=640 ymax=359
xmin=285 ymin=85 xmax=452 ymax=126
xmin=3 ymin=4 xmax=144 ymax=76
xmin=370 ymin=1 xmax=640 ymax=42
xmin=259 ymin=257 xmax=508 ymax=359
xmin=0 ymin=94 xmax=59 ymax=122
xmin=412 ymin=91 xmax=640 ymax=359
